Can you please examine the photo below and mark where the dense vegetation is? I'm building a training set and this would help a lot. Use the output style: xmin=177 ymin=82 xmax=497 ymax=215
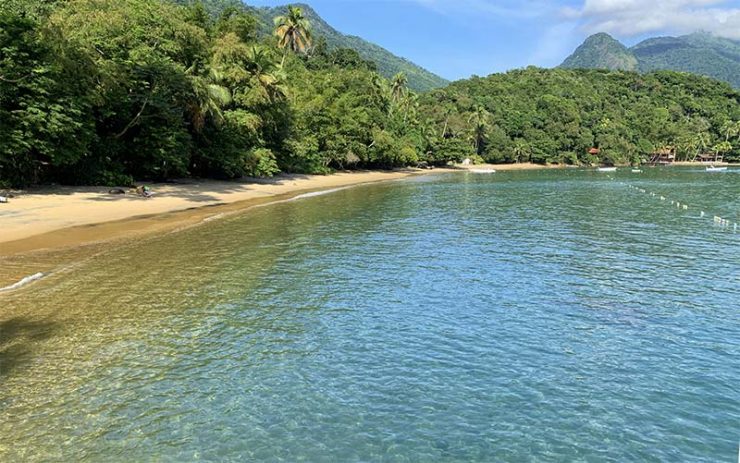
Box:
xmin=0 ymin=0 xmax=451 ymax=187
xmin=561 ymin=32 xmax=740 ymax=89
xmin=418 ymin=68 xmax=740 ymax=165
xmin=170 ymin=0 xmax=448 ymax=92
xmin=561 ymin=33 xmax=638 ymax=72
xmin=249 ymin=3 xmax=448 ymax=92
xmin=1 ymin=0 xmax=739 ymax=188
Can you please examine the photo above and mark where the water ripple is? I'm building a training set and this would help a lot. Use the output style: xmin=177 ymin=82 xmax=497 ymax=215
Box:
xmin=0 ymin=168 xmax=738 ymax=461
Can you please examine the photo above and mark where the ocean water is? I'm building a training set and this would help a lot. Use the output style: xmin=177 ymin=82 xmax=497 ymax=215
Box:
xmin=1 ymin=168 xmax=738 ymax=461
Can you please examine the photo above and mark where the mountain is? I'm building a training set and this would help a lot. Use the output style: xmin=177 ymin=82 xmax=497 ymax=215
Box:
xmin=560 ymin=32 xmax=740 ymax=88
xmin=248 ymin=3 xmax=448 ymax=92
xmin=174 ymin=0 xmax=447 ymax=91
xmin=560 ymin=33 xmax=638 ymax=71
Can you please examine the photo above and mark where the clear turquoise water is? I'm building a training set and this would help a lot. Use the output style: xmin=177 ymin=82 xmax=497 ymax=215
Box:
xmin=1 ymin=168 xmax=739 ymax=461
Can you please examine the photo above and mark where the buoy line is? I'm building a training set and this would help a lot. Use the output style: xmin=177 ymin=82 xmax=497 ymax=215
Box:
xmin=625 ymin=183 xmax=737 ymax=233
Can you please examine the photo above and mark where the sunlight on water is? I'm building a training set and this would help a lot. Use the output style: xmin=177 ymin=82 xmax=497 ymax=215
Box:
xmin=1 ymin=168 xmax=738 ymax=461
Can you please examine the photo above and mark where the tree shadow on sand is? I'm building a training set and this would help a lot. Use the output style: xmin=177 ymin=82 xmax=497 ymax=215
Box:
xmin=0 ymin=317 xmax=58 ymax=381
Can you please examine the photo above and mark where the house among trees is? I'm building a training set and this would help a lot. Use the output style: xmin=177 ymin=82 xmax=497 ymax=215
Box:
xmin=588 ymin=148 xmax=600 ymax=156
xmin=695 ymin=152 xmax=724 ymax=163
xmin=649 ymin=147 xmax=676 ymax=165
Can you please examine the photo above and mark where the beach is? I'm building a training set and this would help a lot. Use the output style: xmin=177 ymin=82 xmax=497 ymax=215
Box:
xmin=2 ymin=166 xmax=737 ymax=461
xmin=0 ymin=163 xmax=563 ymax=255
xmin=0 ymin=161 xmax=723 ymax=255
xmin=0 ymin=170 xmax=435 ymax=254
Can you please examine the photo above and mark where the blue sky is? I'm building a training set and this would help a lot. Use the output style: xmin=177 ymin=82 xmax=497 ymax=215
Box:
xmin=248 ymin=0 xmax=740 ymax=81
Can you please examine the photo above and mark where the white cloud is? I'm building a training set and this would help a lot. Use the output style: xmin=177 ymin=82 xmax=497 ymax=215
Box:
xmin=563 ymin=0 xmax=740 ymax=39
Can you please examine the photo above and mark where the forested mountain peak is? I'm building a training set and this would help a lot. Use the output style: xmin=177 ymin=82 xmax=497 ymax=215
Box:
xmin=560 ymin=33 xmax=639 ymax=71
xmin=246 ymin=3 xmax=448 ymax=92
xmin=561 ymin=31 xmax=740 ymax=88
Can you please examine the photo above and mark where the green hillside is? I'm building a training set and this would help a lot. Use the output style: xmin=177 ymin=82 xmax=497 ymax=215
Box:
xmin=170 ymin=0 xmax=448 ymax=91
xmin=560 ymin=32 xmax=740 ymax=88
xmin=632 ymin=33 xmax=740 ymax=87
xmin=417 ymin=68 xmax=740 ymax=165
xmin=248 ymin=3 xmax=448 ymax=92
xmin=560 ymin=32 xmax=638 ymax=71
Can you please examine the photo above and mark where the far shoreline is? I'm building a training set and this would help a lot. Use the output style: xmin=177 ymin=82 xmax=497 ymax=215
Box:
xmin=0 ymin=160 xmax=734 ymax=255
xmin=0 ymin=161 xmax=735 ymax=290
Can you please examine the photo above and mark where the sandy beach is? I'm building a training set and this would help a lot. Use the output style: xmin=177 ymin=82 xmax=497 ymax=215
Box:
xmin=1 ymin=160 xmax=724 ymax=265
xmin=1 ymin=170 xmax=445 ymax=254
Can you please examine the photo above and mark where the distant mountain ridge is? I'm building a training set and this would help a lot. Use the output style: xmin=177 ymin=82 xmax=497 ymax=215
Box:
xmin=560 ymin=32 xmax=740 ymax=88
xmin=249 ymin=3 xmax=449 ymax=92
xmin=175 ymin=0 xmax=448 ymax=91
xmin=560 ymin=33 xmax=638 ymax=71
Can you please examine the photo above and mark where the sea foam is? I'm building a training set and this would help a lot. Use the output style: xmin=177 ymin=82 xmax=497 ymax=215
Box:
xmin=0 ymin=272 xmax=45 ymax=292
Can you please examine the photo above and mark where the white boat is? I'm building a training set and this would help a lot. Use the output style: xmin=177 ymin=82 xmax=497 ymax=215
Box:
xmin=470 ymin=169 xmax=496 ymax=174
xmin=631 ymin=169 xmax=643 ymax=173
xmin=706 ymin=166 xmax=728 ymax=172
xmin=597 ymin=167 xmax=617 ymax=172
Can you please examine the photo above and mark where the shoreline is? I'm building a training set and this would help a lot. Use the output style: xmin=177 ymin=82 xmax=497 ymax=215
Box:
xmin=0 ymin=169 xmax=446 ymax=255
xmin=0 ymin=160 xmax=733 ymax=256
xmin=1 ymin=169 xmax=451 ymax=290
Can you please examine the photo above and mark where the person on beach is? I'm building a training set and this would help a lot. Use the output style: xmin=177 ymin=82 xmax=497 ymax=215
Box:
xmin=137 ymin=185 xmax=153 ymax=198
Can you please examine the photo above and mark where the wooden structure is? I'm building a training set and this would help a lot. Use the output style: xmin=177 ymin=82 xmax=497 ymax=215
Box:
xmin=588 ymin=148 xmax=600 ymax=156
xmin=649 ymin=147 xmax=676 ymax=165
xmin=695 ymin=152 xmax=724 ymax=163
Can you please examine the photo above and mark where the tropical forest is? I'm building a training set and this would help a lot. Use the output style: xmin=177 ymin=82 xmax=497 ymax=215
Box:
xmin=2 ymin=0 xmax=740 ymax=188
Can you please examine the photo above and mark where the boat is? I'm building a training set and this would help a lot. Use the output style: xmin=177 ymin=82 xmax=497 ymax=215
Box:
xmin=597 ymin=167 xmax=617 ymax=172
xmin=706 ymin=165 xmax=728 ymax=172
xmin=631 ymin=169 xmax=643 ymax=173
xmin=470 ymin=169 xmax=496 ymax=174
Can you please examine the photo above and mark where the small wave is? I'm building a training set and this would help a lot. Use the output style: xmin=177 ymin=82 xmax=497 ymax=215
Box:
xmin=0 ymin=272 xmax=45 ymax=292
xmin=202 ymin=213 xmax=227 ymax=223
xmin=290 ymin=187 xmax=349 ymax=201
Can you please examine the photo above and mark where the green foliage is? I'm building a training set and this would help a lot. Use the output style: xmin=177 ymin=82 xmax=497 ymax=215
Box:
xmin=561 ymin=33 xmax=639 ymax=71
xmin=3 ymin=0 xmax=740 ymax=188
xmin=247 ymin=3 xmax=447 ymax=92
xmin=244 ymin=147 xmax=280 ymax=177
xmin=562 ymin=32 xmax=740 ymax=89
xmin=418 ymin=68 xmax=740 ymax=165
xmin=0 ymin=11 xmax=95 ymax=186
xmin=0 ymin=0 xmax=435 ymax=186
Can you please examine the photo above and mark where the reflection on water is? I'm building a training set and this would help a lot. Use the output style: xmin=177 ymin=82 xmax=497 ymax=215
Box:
xmin=1 ymin=168 xmax=738 ymax=461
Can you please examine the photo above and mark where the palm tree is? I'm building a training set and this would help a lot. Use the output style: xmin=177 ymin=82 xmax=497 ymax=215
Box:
xmin=273 ymin=6 xmax=312 ymax=54
xmin=185 ymin=67 xmax=232 ymax=133
xmin=690 ymin=131 xmax=711 ymax=161
xmin=713 ymin=140 xmax=733 ymax=159
xmin=720 ymin=120 xmax=738 ymax=142
xmin=390 ymin=72 xmax=408 ymax=105
xmin=370 ymin=73 xmax=391 ymax=113
xmin=512 ymin=140 xmax=530 ymax=163
xmin=246 ymin=46 xmax=287 ymax=103
xmin=468 ymin=105 xmax=491 ymax=156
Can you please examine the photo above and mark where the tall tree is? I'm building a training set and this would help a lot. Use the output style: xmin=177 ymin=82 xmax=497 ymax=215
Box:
xmin=390 ymin=72 xmax=408 ymax=104
xmin=273 ymin=6 xmax=312 ymax=54
xmin=468 ymin=105 xmax=491 ymax=156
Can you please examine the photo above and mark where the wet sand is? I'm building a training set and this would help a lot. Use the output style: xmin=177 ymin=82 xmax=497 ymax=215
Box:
xmin=1 ymin=170 xmax=456 ymax=289
xmin=0 ymin=170 xmax=436 ymax=252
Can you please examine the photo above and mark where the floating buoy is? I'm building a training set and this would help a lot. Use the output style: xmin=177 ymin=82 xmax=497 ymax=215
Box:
xmin=682 ymin=205 xmax=688 ymax=210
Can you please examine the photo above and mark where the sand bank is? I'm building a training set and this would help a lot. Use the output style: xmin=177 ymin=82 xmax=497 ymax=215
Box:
xmin=0 ymin=170 xmax=447 ymax=255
